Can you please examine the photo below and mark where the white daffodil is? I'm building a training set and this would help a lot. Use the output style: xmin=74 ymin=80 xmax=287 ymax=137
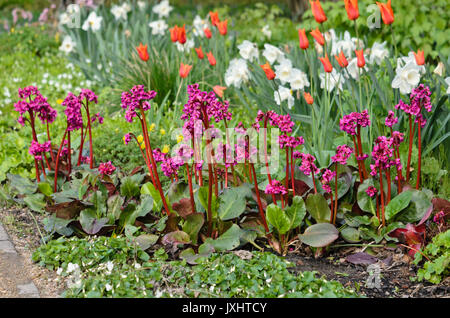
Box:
xmin=262 ymin=25 xmax=272 ymax=38
xmin=397 ymin=52 xmax=425 ymax=74
xmin=192 ymin=15 xmax=209 ymax=37
xmin=289 ymin=68 xmax=310 ymax=91
xmin=152 ymin=0 xmax=173 ymax=18
xmin=369 ymin=41 xmax=389 ymax=65
xmin=319 ymin=69 xmax=345 ymax=94
xmin=433 ymin=62 xmax=445 ymax=76
xmin=346 ymin=57 xmax=367 ymax=80
xmin=391 ymin=61 xmax=421 ymax=95
xmin=237 ymin=40 xmax=259 ymax=62
xmin=175 ymin=38 xmax=194 ymax=52
xmin=149 ymin=19 xmax=168 ymax=35
xmin=59 ymin=35 xmax=76 ymax=54
xmin=331 ymin=30 xmax=356 ymax=57
xmin=59 ymin=4 xmax=80 ymax=25
xmin=445 ymin=77 xmax=450 ymax=94
xmin=137 ymin=1 xmax=147 ymax=10
xmin=274 ymin=58 xmax=293 ymax=85
xmin=225 ymin=58 xmax=250 ymax=89
xmin=262 ymin=43 xmax=284 ymax=65
xmin=111 ymin=4 xmax=129 ymax=21
xmin=274 ymin=86 xmax=294 ymax=109
xmin=82 ymin=11 xmax=102 ymax=31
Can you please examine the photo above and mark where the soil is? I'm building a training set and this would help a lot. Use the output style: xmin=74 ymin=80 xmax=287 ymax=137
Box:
xmin=0 ymin=205 xmax=448 ymax=298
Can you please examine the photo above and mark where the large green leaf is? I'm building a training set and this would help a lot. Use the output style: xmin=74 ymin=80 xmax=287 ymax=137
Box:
xmin=357 ymin=178 xmax=377 ymax=214
xmin=305 ymin=193 xmax=331 ymax=223
xmin=266 ymin=203 xmax=291 ymax=235
xmin=198 ymin=186 xmax=218 ymax=218
xmin=23 ymin=193 xmax=46 ymax=213
xmin=182 ymin=213 xmax=204 ymax=245
xmin=218 ymin=187 xmax=247 ymax=221
xmin=79 ymin=209 xmax=109 ymax=235
xmin=397 ymin=190 xmax=432 ymax=223
xmin=385 ymin=190 xmax=413 ymax=221
xmin=204 ymin=224 xmax=244 ymax=252
xmin=8 ymin=173 xmax=37 ymax=195
xmin=106 ymin=194 xmax=124 ymax=222
xmin=120 ymin=174 xmax=144 ymax=198
xmin=285 ymin=196 xmax=306 ymax=230
xmin=298 ymin=223 xmax=339 ymax=247
xmin=141 ymin=182 xmax=162 ymax=211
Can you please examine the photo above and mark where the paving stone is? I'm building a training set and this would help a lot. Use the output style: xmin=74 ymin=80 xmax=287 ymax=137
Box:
xmin=17 ymin=283 xmax=40 ymax=297
xmin=0 ymin=223 xmax=8 ymax=241
xmin=0 ymin=240 xmax=16 ymax=254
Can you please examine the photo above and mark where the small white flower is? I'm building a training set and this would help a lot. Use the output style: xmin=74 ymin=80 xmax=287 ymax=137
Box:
xmin=105 ymin=283 xmax=113 ymax=291
xmin=262 ymin=43 xmax=284 ymax=65
xmin=56 ymin=268 xmax=63 ymax=275
xmin=369 ymin=41 xmax=389 ymax=65
xmin=274 ymin=85 xmax=294 ymax=109
xmin=148 ymin=19 xmax=168 ymax=35
xmin=134 ymin=263 xmax=141 ymax=269
xmin=237 ymin=40 xmax=259 ymax=62
xmin=111 ymin=4 xmax=128 ymax=21
xmin=175 ymin=38 xmax=194 ymax=52
xmin=66 ymin=262 xmax=79 ymax=274
xmin=319 ymin=69 xmax=345 ymax=94
xmin=82 ymin=11 xmax=102 ymax=32
xmin=262 ymin=25 xmax=272 ymax=38
xmin=289 ymin=68 xmax=310 ymax=91
xmin=434 ymin=62 xmax=445 ymax=76
xmin=152 ymin=0 xmax=173 ymax=18
xmin=137 ymin=1 xmax=147 ymax=10
xmin=192 ymin=15 xmax=209 ymax=37
xmin=105 ymin=261 xmax=114 ymax=272
xmin=331 ymin=31 xmax=356 ymax=57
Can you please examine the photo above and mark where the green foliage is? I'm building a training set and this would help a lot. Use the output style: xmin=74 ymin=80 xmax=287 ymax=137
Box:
xmin=32 ymin=236 xmax=358 ymax=298
xmin=413 ymin=230 xmax=450 ymax=284
xmin=0 ymin=25 xmax=58 ymax=56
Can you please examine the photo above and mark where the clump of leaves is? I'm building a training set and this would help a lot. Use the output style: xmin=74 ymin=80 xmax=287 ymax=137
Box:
xmin=33 ymin=236 xmax=358 ymax=298
xmin=413 ymin=229 xmax=450 ymax=284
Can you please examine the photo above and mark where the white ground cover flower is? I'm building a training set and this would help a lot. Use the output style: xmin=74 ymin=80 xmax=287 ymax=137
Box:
xmin=319 ymin=69 xmax=345 ymax=94
xmin=237 ymin=40 xmax=259 ymax=62
xmin=59 ymin=35 xmax=76 ymax=54
xmin=289 ymin=68 xmax=310 ymax=91
xmin=369 ymin=41 xmax=389 ymax=65
xmin=274 ymin=85 xmax=294 ymax=109
xmin=262 ymin=43 xmax=284 ymax=65
xmin=225 ymin=58 xmax=250 ymax=88
xmin=148 ymin=19 xmax=168 ymax=35
xmin=82 ymin=11 xmax=102 ymax=31
xmin=66 ymin=262 xmax=79 ymax=274
xmin=152 ymin=0 xmax=173 ymax=19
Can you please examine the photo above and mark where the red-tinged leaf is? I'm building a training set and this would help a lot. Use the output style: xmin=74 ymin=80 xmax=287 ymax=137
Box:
xmin=291 ymin=178 xmax=310 ymax=196
xmin=130 ymin=166 xmax=144 ymax=176
xmin=45 ymin=200 xmax=88 ymax=220
xmin=162 ymin=230 xmax=191 ymax=246
xmin=172 ymin=198 xmax=194 ymax=219
xmin=389 ymin=223 xmax=426 ymax=257
xmin=418 ymin=205 xmax=434 ymax=225
xmin=432 ymin=198 xmax=450 ymax=217
xmin=346 ymin=252 xmax=378 ymax=265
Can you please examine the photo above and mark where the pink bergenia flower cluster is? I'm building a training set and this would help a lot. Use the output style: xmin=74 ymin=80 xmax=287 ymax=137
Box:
xmin=62 ymin=92 xmax=83 ymax=131
xmin=91 ymin=112 xmax=104 ymax=124
xmin=332 ymin=144 xmax=354 ymax=165
xmin=98 ymin=161 xmax=116 ymax=175
xmin=121 ymin=85 xmax=157 ymax=123
xmin=235 ymin=137 xmax=258 ymax=163
xmin=298 ymin=153 xmax=320 ymax=176
xmin=410 ymin=84 xmax=432 ymax=127
xmin=14 ymin=86 xmax=57 ymax=126
xmin=265 ymin=180 xmax=287 ymax=195
xmin=321 ymin=169 xmax=336 ymax=193
xmin=366 ymin=186 xmax=378 ymax=198
xmin=391 ymin=131 xmax=405 ymax=147
xmin=278 ymin=135 xmax=304 ymax=149
xmin=385 ymin=110 xmax=398 ymax=128
xmin=28 ymin=140 xmax=51 ymax=161
xmin=370 ymin=136 xmax=395 ymax=175
xmin=123 ymin=133 xmax=132 ymax=145
xmin=339 ymin=110 xmax=370 ymax=135
xmin=160 ymin=156 xmax=184 ymax=178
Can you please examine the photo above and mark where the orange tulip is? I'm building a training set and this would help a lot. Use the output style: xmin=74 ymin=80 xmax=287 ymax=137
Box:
xmin=204 ymin=27 xmax=212 ymax=39
xmin=310 ymin=28 xmax=324 ymax=46
xmin=413 ymin=49 xmax=425 ymax=65
xmin=298 ymin=29 xmax=309 ymax=50
xmin=319 ymin=53 xmax=333 ymax=73
xmin=335 ymin=50 xmax=348 ymax=68
xmin=309 ymin=0 xmax=327 ymax=24
xmin=207 ymin=51 xmax=216 ymax=66
xmin=136 ymin=43 xmax=149 ymax=62
xmin=213 ymin=85 xmax=226 ymax=98
xmin=304 ymin=92 xmax=314 ymax=105
xmin=169 ymin=25 xmax=179 ymax=42
xmin=260 ymin=62 xmax=276 ymax=80
xmin=344 ymin=0 xmax=359 ymax=20
xmin=195 ymin=46 xmax=204 ymax=59
xmin=217 ymin=20 xmax=228 ymax=36
xmin=209 ymin=11 xmax=220 ymax=27
xmin=177 ymin=24 xmax=186 ymax=44
xmin=376 ymin=0 xmax=394 ymax=25
xmin=355 ymin=50 xmax=365 ymax=68
xmin=179 ymin=62 xmax=192 ymax=78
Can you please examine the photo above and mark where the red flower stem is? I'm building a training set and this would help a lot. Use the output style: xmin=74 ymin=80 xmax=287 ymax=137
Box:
xmin=46 ymin=121 xmax=55 ymax=164
xmin=352 ymin=136 xmax=363 ymax=182
xmin=40 ymin=158 xmax=47 ymax=178
xmin=376 ymin=194 xmax=380 ymax=222
xmin=379 ymin=167 xmax=386 ymax=227
xmin=223 ymin=119 xmax=237 ymax=185
xmin=285 ymin=147 xmax=289 ymax=192
xmin=213 ymin=163 xmax=219 ymax=197
xmin=67 ymin=131 xmax=72 ymax=176
xmin=224 ymin=166 xmax=228 ymax=188
xmin=329 ymin=191 xmax=334 ymax=224
xmin=416 ymin=117 xmax=422 ymax=189
xmin=201 ymin=107 xmax=214 ymax=236
xmin=263 ymin=116 xmax=277 ymax=204
xmin=333 ymin=162 xmax=338 ymax=225
xmin=43 ymin=152 xmax=51 ymax=171
xmin=29 ymin=111 xmax=41 ymax=182
xmin=139 ymin=107 xmax=170 ymax=215
xmin=311 ymin=169 xmax=318 ymax=194
xmin=248 ymin=163 xmax=253 ymax=183
xmin=356 ymin=126 xmax=367 ymax=180
xmin=85 ymin=102 xmax=94 ymax=169
xmin=54 ymin=128 xmax=68 ymax=192
xmin=290 ymin=148 xmax=296 ymax=197
xmin=250 ymin=163 xmax=269 ymax=233
xmin=385 ymin=168 xmax=391 ymax=204
xmin=77 ymin=124 xmax=85 ymax=166
xmin=406 ymin=115 xmax=414 ymax=182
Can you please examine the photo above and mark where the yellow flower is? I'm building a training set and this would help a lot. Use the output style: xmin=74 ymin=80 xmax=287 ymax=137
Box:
xmin=149 ymin=123 xmax=155 ymax=132
xmin=177 ymin=134 xmax=184 ymax=143
xmin=140 ymin=143 xmax=146 ymax=150
xmin=56 ymin=99 xmax=63 ymax=105
xmin=115 ymin=128 xmax=119 ymax=133
xmin=160 ymin=128 xmax=166 ymax=136
xmin=162 ymin=145 xmax=170 ymax=153
xmin=137 ymin=135 xmax=144 ymax=144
